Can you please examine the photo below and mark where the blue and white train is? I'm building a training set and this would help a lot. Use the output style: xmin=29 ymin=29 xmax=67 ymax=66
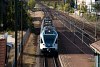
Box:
xmin=39 ymin=17 xmax=58 ymax=57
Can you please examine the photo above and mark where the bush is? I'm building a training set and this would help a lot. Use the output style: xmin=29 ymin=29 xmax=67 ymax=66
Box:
xmin=28 ymin=0 xmax=35 ymax=9
xmin=64 ymin=3 xmax=70 ymax=12
xmin=83 ymin=13 xmax=96 ymax=22
xmin=69 ymin=8 xmax=74 ymax=13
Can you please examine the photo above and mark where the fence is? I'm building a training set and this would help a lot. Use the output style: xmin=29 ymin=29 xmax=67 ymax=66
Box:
xmin=12 ymin=29 xmax=30 ymax=67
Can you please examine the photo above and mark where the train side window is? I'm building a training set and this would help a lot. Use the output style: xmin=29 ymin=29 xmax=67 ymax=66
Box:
xmin=41 ymin=39 xmax=43 ymax=43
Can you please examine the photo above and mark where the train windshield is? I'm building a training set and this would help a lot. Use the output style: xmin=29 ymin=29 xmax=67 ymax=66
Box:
xmin=43 ymin=35 xmax=56 ymax=47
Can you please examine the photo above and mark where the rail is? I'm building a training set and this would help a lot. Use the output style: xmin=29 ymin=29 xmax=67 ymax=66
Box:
xmin=43 ymin=57 xmax=58 ymax=67
xmin=12 ymin=29 xmax=30 ymax=67
xmin=58 ymin=18 xmax=94 ymax=52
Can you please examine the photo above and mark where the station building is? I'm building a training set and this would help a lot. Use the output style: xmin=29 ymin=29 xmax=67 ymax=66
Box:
xmin=0 ymin=35 xmax=7 ymax=67
xmin=0 ymin=33 xmax=15 ymax=66
xmin=90 ymin=40 xmax=100 ymax=67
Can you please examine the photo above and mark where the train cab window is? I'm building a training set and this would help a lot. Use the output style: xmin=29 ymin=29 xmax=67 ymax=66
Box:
xmin=41 ymin=39 xmax=43 ymax=43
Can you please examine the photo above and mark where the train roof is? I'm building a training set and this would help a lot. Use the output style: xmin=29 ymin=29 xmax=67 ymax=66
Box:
xmin=41 ymin=17 xmax=57 ymax=35
xmin=43 ymin=26 xmax=57 ymax=35
xmin=44 ymin=17 xmax=52 ymax=23
xmin=41 ymin=17 xmax=53 ymax=31
xmin=44 ymin=16 xmax=51 ymax=20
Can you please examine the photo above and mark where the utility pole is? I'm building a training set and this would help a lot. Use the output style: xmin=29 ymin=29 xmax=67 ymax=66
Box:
xmin=75 ymin=0 xmax=77 ymax=9
xmin=15 ymin=0 xmax=18 ymax=67
xmin=58 ymin=0 xmax=60 ymax=5
xmin=95 ymin=13 xmax=97 ymax=41
xmin=64 ymin=0 xmax=66 ymax=5
xmin=0 ymin=0 xmax=3 ymax=26
xmin=0 ymin=0 xmax=3 ymax=31
xmin=20 ymin=0 xmax=23 ymax=67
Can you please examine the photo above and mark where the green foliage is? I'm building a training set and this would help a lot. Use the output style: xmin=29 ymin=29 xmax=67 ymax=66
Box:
xmin=47 ymin=2 xmax=50 ymax=6
xmin=0 ymin=0 xmax=3 ymax=27
xmin=69 ymin=8 xmax=74 ymax=13
xmin=77 ymin=5 xmax=80 ymax=10
xmin=28 ymin=0 xmax=36 ymax=9
xmin=5 ymin=1 xmax=30 ymax=31
xmin=83 ymin=13 xmax=96 ymax=22
xmin=79 ymin=1 xmax=87 ymax=13
xmin=70 ymin=0 xmax=75 ymax=8
xmin=92 ymin=3 xmax=100 ymax=12
xmin=64 ymin=3 xmax=70 ymax=12
xmin=6 ymin=0 xmax=15 ymax=31
xmin=66 ymin=0 xmax=75 ymax=8
xmin=54 ymin=2 xmax=57 ymax=9
xmin=66 ymin=0 xmax=71 ymax=3
xmin=80 ymin=5 xmax=87 ymax=13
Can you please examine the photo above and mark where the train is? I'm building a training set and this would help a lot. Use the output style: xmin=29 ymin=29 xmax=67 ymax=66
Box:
xmin=39 ymin=17 xmax=58 ymax=57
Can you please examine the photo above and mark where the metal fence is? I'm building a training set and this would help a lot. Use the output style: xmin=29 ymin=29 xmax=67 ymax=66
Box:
xmin=12 ymin=29 xmax=30 ymax=67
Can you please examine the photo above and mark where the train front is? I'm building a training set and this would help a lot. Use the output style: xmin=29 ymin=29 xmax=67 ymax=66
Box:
xmin=40 ymin=26 xmax=58 ymax=57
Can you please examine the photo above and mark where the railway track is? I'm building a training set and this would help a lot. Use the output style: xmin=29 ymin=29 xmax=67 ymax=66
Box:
xmin=39 ymin=2 xmax=100 ymax=42
xmin=49 ymin=10 xmax=100 ymax=45
xmin=43 ymin=57 xmax=59 ymax=67
xmin=56 ymin=11 xmax=100 ymax=40
xmin=38 ymin=3 xmax=95 ymax=67
xmin=38 ymin=3 xmax=62 ymax=67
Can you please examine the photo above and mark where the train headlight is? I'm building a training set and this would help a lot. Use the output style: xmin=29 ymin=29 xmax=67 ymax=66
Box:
xmin=47 ymin=48 xmax=50 ymax=52
xmin=47 ymin=48 xmax=49 ymax=51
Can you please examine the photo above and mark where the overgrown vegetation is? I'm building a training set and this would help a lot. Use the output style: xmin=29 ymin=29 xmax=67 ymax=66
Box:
xmin=83 ymin=2 xmax=100 ymax=22
xmin=0 ymin=0 xmax=4 ymax=31
xmin=28 ymin=0 xmax=36 ymax=10
xmin=0 ymin=1 xmax=32 ymax=32
xmin=6 ymin=0 xmax=15 ymax=31
xmin=83 ymin=13 xmax=97 ymax=22
xmin=92 ymin=3 xmax=100 ymax=12
xmin=44 ymin=0 xmax=75 ymax=13
xmin=42 ymin=0 xmax=100 ymax=22
xmin=79 ymin=1 xmax=87 ymax=13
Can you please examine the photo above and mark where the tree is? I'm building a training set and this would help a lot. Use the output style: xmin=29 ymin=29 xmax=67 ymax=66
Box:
xmin=70 ymin=0 xmax=75 ymax=8
xmin=80 ymin=1 xmax=87 ymax=13
xmin=66 ymin=0 xmax=75 ymax=8
xmin=92 ymin=3 xmax=100 ymax=12
xmin=54 ymin=2 xmax=57 ymax=9
xmin=92 ymin=3 xmax=100 ymax=21
xmin=6 ymin=0 xmax=14 ymax=30
xmin=64 ymin=3 xmax=70 ymax=12
xmin=0 ymin=0 xmax=3 ymax=30
xmin=60 ymin=3 xmax=64 ymax=11
xmin=5 ymin=1 xmax=29 ymax=31
xmin=28 ymin=0 xmax=36 ymax=9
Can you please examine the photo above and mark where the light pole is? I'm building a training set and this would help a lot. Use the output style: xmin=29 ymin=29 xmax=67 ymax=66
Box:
xmin=75 ymin=0 xmax=77 ymax=9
